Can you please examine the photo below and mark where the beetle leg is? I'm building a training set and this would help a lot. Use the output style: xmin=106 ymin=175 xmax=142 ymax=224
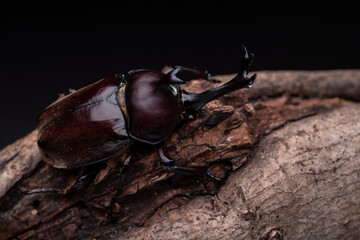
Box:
xmin=181 ymin=46 xmax=256 ymax=119
xmin=57 ymin=88 xmax=77 ymax=100
xmin=19 ymin=167 xmax=93 ymax=195
xmin=158 ymin=146 xmax=223 ymax=181
xmin=65 ymin=88 xmax=77 ymax=95
xmin=110 ymin=155 xmax=131 ymax=203
xmin=107 ymin=155 xmax=132 ymax=218
xmin=162 ymin=65 xmax=214 ymax=82
xmin=19 ymin=185 xmax=67 ymax=195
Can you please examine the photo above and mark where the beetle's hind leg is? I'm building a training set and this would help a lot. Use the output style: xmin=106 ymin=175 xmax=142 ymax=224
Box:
xmin=19 ymin=166 xmax=93 ymax=195
xmin=57 ymin=88 xmax=77 ymax=100
xmin=158 ymin=145 xmax=223 ymax=181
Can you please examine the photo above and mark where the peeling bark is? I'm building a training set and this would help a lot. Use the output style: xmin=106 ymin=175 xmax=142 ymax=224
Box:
xmin=0 ymin=70 xmax=359 ymax=239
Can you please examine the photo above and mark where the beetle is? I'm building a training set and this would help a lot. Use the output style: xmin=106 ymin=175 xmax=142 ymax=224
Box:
xmin=22 ymin=46 xmax=256 ymax=196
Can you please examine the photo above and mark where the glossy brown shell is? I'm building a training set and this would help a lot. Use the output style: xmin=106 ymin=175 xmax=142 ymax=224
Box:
xmin=37 ymin=76 xmax=130 ymax=169
xmin=125 ymin=70 xmax=182 ymax=144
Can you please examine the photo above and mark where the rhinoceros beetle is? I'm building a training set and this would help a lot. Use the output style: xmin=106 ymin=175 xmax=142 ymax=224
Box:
xmin=22 ymin=46 xmax=256 ymax=196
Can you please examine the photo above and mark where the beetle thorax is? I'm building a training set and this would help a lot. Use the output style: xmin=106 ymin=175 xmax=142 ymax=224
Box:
xmin=124 ymin=70 xmax=182 ymax=144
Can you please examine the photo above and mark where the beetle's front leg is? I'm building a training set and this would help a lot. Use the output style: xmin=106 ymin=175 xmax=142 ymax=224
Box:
xmin=161 ymin=65 xmax=221 ymax=84
xmin=158 ymin=146 xmax=222 ymax=181
xmin=162 ymin=65 xmax=211 ymax=80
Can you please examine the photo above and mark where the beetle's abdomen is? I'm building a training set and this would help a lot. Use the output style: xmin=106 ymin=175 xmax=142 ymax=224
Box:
xmin=125 ymin=70 xmax=182 ymax=144
xmin=37 ymin=77 xmax=130 ymax=169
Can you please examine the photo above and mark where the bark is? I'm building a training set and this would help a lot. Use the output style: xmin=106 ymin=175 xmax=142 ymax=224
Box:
xmin=0 ymin=70 xmax=359 ymax=239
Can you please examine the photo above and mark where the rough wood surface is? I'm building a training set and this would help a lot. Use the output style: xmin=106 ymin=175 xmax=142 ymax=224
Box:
xmin=0 ymin=70 xmax=359 ymax=239
xmin=118 ymin=104 xmax=360 ymax=240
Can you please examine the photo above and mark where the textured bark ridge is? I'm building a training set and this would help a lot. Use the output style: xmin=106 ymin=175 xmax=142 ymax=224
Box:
xmin=0 ymin=70 xmax=359 ymax=239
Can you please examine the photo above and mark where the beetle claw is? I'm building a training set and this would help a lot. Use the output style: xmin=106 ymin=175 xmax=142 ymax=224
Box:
xmin=206 ymin=171 xmax=225 ymax=182
xmin=247 ymin=73 xmax=257 ymax=88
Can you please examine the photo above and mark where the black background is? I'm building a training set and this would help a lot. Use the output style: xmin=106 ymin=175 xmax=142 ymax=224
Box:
xmin=1 ymin=4 xmax=359 ymax=149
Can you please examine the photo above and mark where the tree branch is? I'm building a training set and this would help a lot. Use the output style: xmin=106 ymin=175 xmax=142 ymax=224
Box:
xmin=0 ymin=70 xmax=359 ymax=239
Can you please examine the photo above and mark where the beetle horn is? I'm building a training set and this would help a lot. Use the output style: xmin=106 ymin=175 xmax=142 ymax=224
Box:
xmin=181 ymin=46 xmax=256 ymax=119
